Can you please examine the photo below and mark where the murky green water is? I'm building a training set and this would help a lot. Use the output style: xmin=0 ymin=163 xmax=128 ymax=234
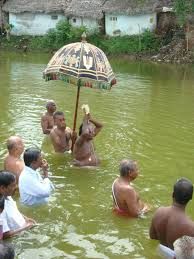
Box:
xmin=0 ymin=50 xmax=194 ymax=258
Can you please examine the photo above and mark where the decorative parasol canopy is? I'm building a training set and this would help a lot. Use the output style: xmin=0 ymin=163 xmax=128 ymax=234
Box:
xmin=43 ymin=33 xmax=116 ymax=90
xmin=43 ymin=33 xmax=116 ymax=150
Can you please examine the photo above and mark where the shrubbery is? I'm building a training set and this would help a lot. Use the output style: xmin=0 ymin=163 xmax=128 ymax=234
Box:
xmin=1 ymin=20 xmax=161 ymax=54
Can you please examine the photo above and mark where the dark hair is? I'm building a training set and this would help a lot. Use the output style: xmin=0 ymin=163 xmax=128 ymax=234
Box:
xmin=23 ymin=147 xmax=41 ymax=167
xmin=53 ymin=111 xmax=64 ymax=119
xmin=0 ymin=243 xmax=15 ymax=259
xmin=173 ymin=178 xmax=193 ymax=205
xmin=0 ymin=171 xmax=16 ymax=187
xmin=119 ymin=159 xmax=137 ymax=177
xmin=0 ymin=195 xmax=5 ymax=211
xmin=46 ymin=100 xmax=55 ymax=108
xmin=79 ymin=123 xmax=83 ymax=136
xmin=7 ymin=142 xmax=15 ymax=151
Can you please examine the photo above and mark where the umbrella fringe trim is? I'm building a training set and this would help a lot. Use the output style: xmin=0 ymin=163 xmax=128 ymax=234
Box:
xmin=44 ymin=73 xmax=115 ymax=90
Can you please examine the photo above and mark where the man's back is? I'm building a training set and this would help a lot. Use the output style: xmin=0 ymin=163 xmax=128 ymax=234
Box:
xmin=150 ymin=205 xmax=194 ymax=249
xmin=4 ymin=155 xmax=24 ymax=183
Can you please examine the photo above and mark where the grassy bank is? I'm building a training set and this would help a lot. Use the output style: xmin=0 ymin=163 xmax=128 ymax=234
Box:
xmin=0 ymin=21 xmax=162 ymax=56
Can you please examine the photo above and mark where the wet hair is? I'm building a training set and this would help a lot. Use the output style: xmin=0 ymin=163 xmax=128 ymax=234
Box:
xmin=0 ymin=171 xmax=16 ymax=187
xmin=23 ymin=147 xmax=41 ymax=167
xmin=0 ymin=243 xmax=15 ymax=259
xmin=53 ymin=111 xmax=64 ymax=119
xmin=46 ymin=100 xmax=55 ymax=109
xmin=119 ymin=159 xmax=137 ymax=177
xmin=0 ymin=195 xmax=5 ymax=211
xmin=6 ymin=136 xmax=21 ymax=151
xmin=173 ymin=178 xmax=193 ymax=205
xmin=79 ymin=123 xmax=83 ymax=136
xmin=7 ymin=142 xmax=15 ymax=151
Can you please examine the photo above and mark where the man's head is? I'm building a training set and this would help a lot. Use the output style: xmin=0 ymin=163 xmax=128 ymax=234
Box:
xmin=6 ymin=136 xmax=24 ymax=156
xmin=173 ymin=178 xmax=193 ymax=205
xmin=23 ymin=147 xmax=42 ymax=170
xmin=119 ymin=159 xmax=138 ymax=180
xmin=46 ymin=100 xmax=56 ymax=114
xmin=0 ymin=171 xmax=16 ymax=197
xmin=53 ymin=111 xmax=66 ymax=130
xmin=79 ymin=123 xmax=94 ymax=140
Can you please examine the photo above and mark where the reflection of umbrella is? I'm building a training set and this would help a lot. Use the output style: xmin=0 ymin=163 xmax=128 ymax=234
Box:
xmin=43 ymin=33 xmax=116 ymax=146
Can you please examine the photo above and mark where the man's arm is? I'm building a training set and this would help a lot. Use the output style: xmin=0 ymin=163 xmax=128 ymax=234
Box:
xmin=41 ymin=115 xmax=51 ymax=134
xmin=50 ymin=130 xmax=62 ymax=147
xmin=149 ymin=214 xmax=158 ymax=239
xmin=124 ymin=188 xmax=143 ymax=217
xmin=3 ymin=222 xmax=34 ymax=239
xmin=84 ymin=114 xmax=103 ymax=136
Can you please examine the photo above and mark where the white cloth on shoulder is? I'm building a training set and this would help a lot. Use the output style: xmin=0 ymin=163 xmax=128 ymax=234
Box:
xmin=157 ymin=244 xmax=175 ymax=258
xmin=0 ymin=196 xmax=26 ymax=233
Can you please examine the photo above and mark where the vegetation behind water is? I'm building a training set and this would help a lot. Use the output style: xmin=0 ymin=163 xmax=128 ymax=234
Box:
xmin=0 ymin=20 xmax=162 ymax=55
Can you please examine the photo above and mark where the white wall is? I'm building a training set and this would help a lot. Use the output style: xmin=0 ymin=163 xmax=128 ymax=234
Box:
xmin=10 ymin=12 xmax=66 ymax=35
xmin=105 ymin=13 xmax=156 ymax=36
xmin=69 ymin=17 xmax=99 ymax=32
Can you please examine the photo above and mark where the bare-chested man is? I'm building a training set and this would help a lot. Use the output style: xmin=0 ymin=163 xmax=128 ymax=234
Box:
xmin=50 ymin=111 xmax=74 ymax=153
xmin=41 ymin=100 xmax=56 ymax=134
xmin=112 ymin=159 xmax=149 ymax=217
xmin=73 ymin=113 xmax=103 ymax=167
xmin=149 ymin=178 xmax=194 ymax=250
xmin=4 ymin=136 xmax=25 ymax=183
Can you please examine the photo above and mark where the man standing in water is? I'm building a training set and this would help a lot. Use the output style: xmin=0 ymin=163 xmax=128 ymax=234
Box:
xmin=41 ymin=100 xmax=56 ymax=134
xmin=0 ymin=171 xmax=36 ymax=238
xmin=19 ymin=147 xmax=54 ymax=206
xmin=149 ymin=178 xmax=194 ymax=249
xmin=112 ymin=159 xmax=149 ymax=217
xmin=4 ymin=136 xmax=25 ymax=184
xmin=50 ymin=111 xmax=75 ymax=153
xmin=73 ymin=111 xmax=103 ymax=166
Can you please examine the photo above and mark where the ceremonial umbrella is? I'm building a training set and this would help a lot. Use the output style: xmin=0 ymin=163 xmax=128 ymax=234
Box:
xmin=43 ymin=33 xmax=116 ymax=148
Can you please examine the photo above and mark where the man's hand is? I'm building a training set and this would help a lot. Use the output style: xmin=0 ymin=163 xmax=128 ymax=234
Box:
xmin=71 ymin=131 xmax=77 ymax=141
xmin=41 ymin=159 xmax=49 ymax=178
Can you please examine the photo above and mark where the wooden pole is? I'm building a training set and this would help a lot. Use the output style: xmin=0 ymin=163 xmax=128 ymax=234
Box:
xmin=71 ymin=79 xmax=81 ymax=151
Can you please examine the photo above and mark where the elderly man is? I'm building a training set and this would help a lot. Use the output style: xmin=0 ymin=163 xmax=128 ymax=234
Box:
xmin=50 ymin=111 xmax=75 ymax=153
xmin=0 ymin=171 xmax=36 ymax=239
xmin=150 ymin=178 xmax=194 ymax=249
xmin=4 ymin=136 xmax=25 ymax=183
xmin=19 ymin=147 xmax=54 ymax=206
xmin=41 ymin=100 xmax=56 ymax=134
xmin=112 ymin=159 xmax=149 ymax=217
xmin=73 ymin=113 xmax=103 ymax=166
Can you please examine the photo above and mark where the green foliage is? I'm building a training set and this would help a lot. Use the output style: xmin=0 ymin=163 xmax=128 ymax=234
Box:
xmin=4 ymin=23 xmax=14 ymax=30
xmin=88 ymin=30 xmax=160 ymax=55
xmin=174 ymin=0 xmax=194 ymax=25
xmin=1 ymin=20 xmax=161 ymax=55
xmin=42 ymin=21 xmax=95 ymax=49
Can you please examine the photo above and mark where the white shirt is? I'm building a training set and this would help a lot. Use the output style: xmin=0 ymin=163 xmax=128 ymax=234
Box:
xmin=0 ymin=196 xmax=26 ymax=233
xmin=19 ymin=166 xmax=54 ymax=206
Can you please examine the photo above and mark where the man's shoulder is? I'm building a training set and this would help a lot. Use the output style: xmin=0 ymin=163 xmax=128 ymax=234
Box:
xmin=41 ymin=113 xmax=48 ymax=120
xmin=152 ymin=206 xmax=170 ymax=219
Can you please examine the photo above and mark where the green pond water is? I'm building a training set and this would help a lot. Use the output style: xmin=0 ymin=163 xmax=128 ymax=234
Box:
xmin=0 ymin=50 xmax=194 ymax=258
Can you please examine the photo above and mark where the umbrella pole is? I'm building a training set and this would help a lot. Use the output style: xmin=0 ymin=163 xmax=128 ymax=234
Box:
xmin=71 ymin=79 xmax=81 ymax=151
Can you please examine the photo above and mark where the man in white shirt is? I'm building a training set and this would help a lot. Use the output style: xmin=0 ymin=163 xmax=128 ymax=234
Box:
xmin=0 ymin=171 xmax=35 ymax=239
xmin=19 ymin=147 xmax=54 ymax=206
